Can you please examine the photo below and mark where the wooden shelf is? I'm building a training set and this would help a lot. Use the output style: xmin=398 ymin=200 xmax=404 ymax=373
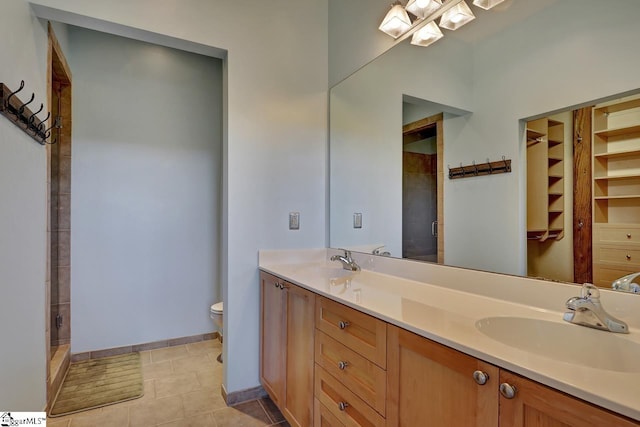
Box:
xmin=526 ymin=128 xmax=545 ymax=139
xmin=594 ymin=173 xmax=640 ymax=181
xmin=593 ymin=124 xmax=640 ymax=137
xmin=593 ymin=148 xmax=640 ymax=159
xmin=594 ymin=194 xmax=640 ymax=200
xmin=595 ymin=96 xmax=640 ymax=113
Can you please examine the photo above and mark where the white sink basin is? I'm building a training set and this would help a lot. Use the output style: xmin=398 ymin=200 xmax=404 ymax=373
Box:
xmin=476 ymin=316 xmax=640 ymax=373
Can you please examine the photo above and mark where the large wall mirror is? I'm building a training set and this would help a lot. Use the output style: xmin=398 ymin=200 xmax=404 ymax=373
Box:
xmin=329 ymin=0 xmax=640 ymax=289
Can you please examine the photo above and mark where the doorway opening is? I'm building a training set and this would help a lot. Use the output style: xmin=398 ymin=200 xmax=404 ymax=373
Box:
xmin=402 ymin=113 xmax=444 ymax=263
xmin=47 ymin=22 xmax=72 ymax=410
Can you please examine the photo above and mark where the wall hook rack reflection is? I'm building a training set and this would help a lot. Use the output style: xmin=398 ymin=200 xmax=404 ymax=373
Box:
xmin=1 ymin=80 xmax=53 ymax=145
xmin=448 ymin=156 xmax=511 ymax=179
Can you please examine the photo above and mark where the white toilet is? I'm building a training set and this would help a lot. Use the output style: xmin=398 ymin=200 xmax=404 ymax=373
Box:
xmin=210 ymin=302 xmax=223 ymax=362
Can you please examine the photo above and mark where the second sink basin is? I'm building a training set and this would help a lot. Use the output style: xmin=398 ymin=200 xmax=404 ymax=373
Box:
xmin=476 ymin=316 xmax=640 ymax=373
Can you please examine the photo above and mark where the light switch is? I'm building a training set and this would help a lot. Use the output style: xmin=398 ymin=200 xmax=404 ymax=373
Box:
xmin=289 ymin=212 xmax=300 ymax=230
xmin=353 ymin=213 xmax=362 ymax=229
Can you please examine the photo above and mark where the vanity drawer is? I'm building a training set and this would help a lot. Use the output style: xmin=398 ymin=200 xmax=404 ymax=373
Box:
xmin=593 ymin=264 xmax=639 ymax=288
xmin=315 ymin=365 xmax=385 ymax=427
xmin=594 ymin=224 xmax=640 ymax=244
xmin=316 ymin=296 xmax=387 ymax=368
xmin=315 ymin=398 xmax=346 ymax=427
xmin=594 ymin=245 xmax=640 ymax=266
xmin=315 ymin=331 xmax=386 ymax=416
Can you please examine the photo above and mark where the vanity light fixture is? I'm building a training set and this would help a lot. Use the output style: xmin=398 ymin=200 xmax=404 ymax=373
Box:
xmin=411 ymin=21 xmax=444 ymax=47
xmin=379 ymin=1 xmax=413 ymax=39
xmin=406 ymin=0 xmax=442 ymax=19
xmin=472 ymin=0 xmax=505 ymax=10
xmin=378 ymin=0 xmax=495 ymax=47
xmin=439 ymin=1 xmax=475 ymax=30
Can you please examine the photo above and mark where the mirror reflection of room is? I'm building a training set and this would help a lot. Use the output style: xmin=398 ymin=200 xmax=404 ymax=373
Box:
xmin=526 ymin=94 xmax=640 ymax=288
xmin=329 ymin=0 xmax=640 ymax=292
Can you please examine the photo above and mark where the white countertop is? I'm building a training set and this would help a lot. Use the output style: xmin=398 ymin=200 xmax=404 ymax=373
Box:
xmin=259 ymin=248 xmax=640 ymax=421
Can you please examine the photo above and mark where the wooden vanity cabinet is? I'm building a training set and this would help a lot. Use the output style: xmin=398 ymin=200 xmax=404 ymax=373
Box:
xmin=386 ymin=325 xmax=640 ymax=427
xmin=260 ymin=272 xmax=286 ymax=407
xmin=386 ymin=325 xmax=499 ymax=427
xmin=260 ymin=272 xmax=315 ymax=427
xmin=499 ymin=370 xmax=639 ymax=427
xmin=314 ymin=398 xmax=345 ymax=427
xmin=260 ymin=271 xmax=639 ymax=426
xmin=314 ymin=296 xmax=387 ymax=427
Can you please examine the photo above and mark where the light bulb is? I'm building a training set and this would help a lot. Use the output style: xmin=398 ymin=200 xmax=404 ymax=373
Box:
xmin=473 ymin=0 xmax=506 ymax=10
xmin=379 ymin=3 xmax=412 ymax=38
xmin=450 ymin=13 xmax=464 ymax=23
xmin=406 ymin=0 xmax=442 ymax=20
xmin=439 ymin=1 xmax=475 ymax=30
xmin=411 ymin=21 xmax=443 ymax=47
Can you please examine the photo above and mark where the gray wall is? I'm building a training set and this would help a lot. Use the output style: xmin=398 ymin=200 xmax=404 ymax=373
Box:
xmin=0 ymin=1 xmax=48 ymax=410
xmin=30 ymin=0 xmax=329 ymax=395
xmin=67 ymin=27 xmax=222 ymax=352
xmin=328 ymin=0 xmax=395 ymax=86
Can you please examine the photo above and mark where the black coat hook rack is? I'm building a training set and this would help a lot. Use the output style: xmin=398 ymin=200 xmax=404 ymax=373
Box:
xmin=448 ymin=156 xmax=511 ymax=179
xmin=0 ymin=80 xmax=55 ymax=145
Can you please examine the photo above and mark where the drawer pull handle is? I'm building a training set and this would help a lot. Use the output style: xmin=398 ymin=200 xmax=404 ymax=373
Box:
xmin=499 ymin=383 xmax=517 ymax=399
xmin=338 ymin=361 xmax=349 ymax=370
xmin=628 ymin=233 xmax=632 ymax=239
xmin=338 ymin=401 xmax=349 ymax=411
xmin=627 ymin=255 xmax=632 ymax=260
xmin=338 ymin=321 xmax=350 ymax=330
xmin=274 ymin=282 xmax=280 ymax=288
xmin=472 ymin=370 xmax=489 ymax=385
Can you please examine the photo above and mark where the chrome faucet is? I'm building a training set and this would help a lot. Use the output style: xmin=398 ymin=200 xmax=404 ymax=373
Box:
xmin=372 ymin=246 xmax=391 ymax=256
xmin=612 ymin=272 xmax=640 ymax=294
xmin=563 ymin=283 xmax=629 ymax=334
xmin=330 ymin=250 xmax=360 ymax=272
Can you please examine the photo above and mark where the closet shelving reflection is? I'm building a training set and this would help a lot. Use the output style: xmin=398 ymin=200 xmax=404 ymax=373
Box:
xmin=526 ymin=117 xmax=565 ymax=242
xmin=591 ymin=94 xmax=640 ymax=286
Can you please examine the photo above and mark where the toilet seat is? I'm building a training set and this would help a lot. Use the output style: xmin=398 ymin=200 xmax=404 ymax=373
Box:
xmin=210 ymin=302 xmax=223 ymax=314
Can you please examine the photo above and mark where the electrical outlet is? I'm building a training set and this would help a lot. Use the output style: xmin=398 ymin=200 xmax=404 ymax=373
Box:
xmin=353 ymin=213 xmax=362 ymax=229
xmin=289 ymin=212 xmax=300 ymax=230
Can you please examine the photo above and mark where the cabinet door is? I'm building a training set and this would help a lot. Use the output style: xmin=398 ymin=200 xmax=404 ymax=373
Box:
xmin=260 ymin=272 xmax=286 ymax=407
xmin=283 ymin=283 xmax=315 ymax=427
xmin=499 ymin=371 xmax=639 ymax=427
xmin=387 ymin=325 xmax=499 ymax=427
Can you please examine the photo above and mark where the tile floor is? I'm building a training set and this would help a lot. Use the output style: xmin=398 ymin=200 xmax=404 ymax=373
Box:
xmin=47 ymin=339 xmax=289 ymax=426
